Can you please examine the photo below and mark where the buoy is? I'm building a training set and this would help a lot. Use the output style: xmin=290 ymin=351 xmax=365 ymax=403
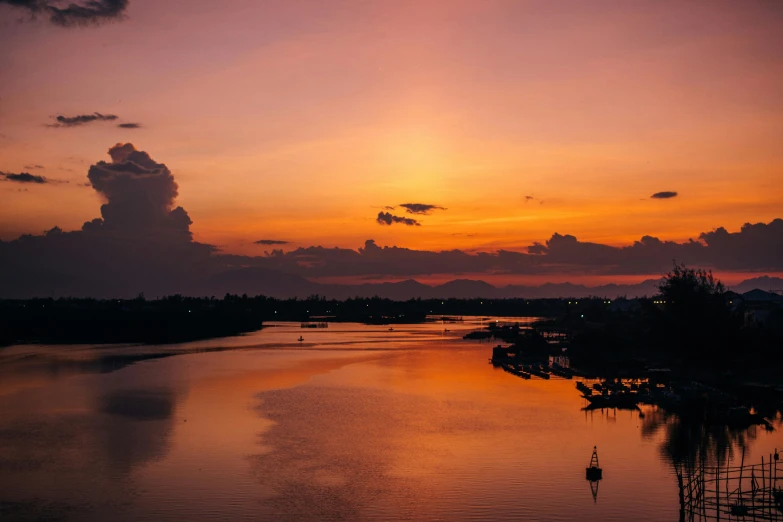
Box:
xmin=586 ymin=446 xmax=603 ymax=481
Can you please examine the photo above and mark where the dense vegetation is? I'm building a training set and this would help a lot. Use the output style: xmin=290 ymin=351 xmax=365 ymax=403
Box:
xmin=0 ymin=294 xmax=569 ymax=346
xmin=0 ymin=294 xmax=265 ymax=345
xmin=2 ymin=265 xmax=781 ymax=364
xmin=558 ymin=264 xmax=783 ymax=380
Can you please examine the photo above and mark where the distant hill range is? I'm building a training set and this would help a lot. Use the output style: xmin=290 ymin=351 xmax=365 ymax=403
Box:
xmin=729 ymin=276 xmax=783 ymax=296
xmin=202 ymin=270 xmax=783 ymax=300
xmin=4 ymin=265 xmax=782 ymax=300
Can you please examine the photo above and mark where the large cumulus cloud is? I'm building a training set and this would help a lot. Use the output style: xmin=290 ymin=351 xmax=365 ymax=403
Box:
xmin=83 ymin=143 xmax=193 ymax=243
xmin=0 ymin=144 xmax=214 ymax=298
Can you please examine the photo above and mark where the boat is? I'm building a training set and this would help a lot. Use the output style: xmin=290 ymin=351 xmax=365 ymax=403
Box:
xmin=547 ymin=365 xmax=573 ymax=379
xmin=388 ymin=327 xmax=394 ymax=331
xmin=584 ymin=392 xmax=639 ymax=410
xmin=525 ymin=365 xmax=550 ymax=379
xmin=297 ymin=336 xmax=304 ymax=342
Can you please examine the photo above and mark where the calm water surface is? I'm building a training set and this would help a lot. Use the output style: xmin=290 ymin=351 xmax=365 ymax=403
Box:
xmin=1 ymin=318 xmax=781 ymax=521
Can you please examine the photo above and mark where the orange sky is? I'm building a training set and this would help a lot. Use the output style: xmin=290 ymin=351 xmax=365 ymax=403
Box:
xmin=2 ymin=0 xmax=782 ymax=258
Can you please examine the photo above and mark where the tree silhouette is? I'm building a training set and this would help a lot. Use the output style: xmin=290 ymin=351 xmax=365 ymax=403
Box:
xmin=655 ymin=262 xmax=740 ymax=367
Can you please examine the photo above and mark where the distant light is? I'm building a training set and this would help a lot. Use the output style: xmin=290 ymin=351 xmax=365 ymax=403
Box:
xmin=188 ymin=310 xmax=191 ymax=313
xmin=581 ymin=314 xmax=584 ymax=318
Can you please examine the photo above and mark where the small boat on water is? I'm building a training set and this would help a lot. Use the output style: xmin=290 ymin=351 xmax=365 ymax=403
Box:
xmin=584 ymin=392 xmax=639 ymax=410
xmin=525 ymin=365 xmax=551 ymax=380
xmin=298 ymin=336 xmax=304 ymax=342
xmin=388 ymin=327 xmax=394 ymax=331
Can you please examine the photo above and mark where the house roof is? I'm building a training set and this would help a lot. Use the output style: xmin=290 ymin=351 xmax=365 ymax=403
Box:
xmin=742 ymin=289 xmax=783 ymax=302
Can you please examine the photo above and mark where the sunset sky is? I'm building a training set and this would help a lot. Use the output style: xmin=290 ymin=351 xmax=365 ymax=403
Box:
xmin=1 ymin=0 xmax=782 ymax=294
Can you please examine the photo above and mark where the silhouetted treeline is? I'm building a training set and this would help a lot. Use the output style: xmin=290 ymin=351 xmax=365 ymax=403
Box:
xmin=0 ymin=294 xmax=264 ymax=345
xmin=0 ymin=294 xmax=570 ymax=346
xmin=257 ymin=294 xmax=568 ymax=323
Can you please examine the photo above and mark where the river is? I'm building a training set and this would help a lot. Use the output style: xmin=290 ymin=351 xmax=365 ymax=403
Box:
xmin=1 ymin=317 xmax=781 ymax=521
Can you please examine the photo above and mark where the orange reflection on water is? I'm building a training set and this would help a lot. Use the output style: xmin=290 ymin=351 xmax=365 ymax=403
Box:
xmin=1 ymin=320 xmax=781 ymax=521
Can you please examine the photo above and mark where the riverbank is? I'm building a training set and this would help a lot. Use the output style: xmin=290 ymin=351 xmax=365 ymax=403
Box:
xmin=0 ymin=297 xmax=264 ymax=346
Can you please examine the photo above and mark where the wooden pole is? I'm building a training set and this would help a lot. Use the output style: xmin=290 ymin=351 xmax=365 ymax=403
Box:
xmin=739 ymin=447 xmax=746 ymax=505
xmin=677 ymin=469 xmax=686 ymax=522
xmin=717 ymin=457 xmax=721 ymax=521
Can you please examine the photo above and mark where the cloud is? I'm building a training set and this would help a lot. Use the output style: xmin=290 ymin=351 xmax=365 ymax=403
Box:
xmin=49 ymin=0 xmax=127 ymax=26
xmin=253 ymin=219 xmax=783 ymax=279
xmin=651 ymin=191 xmax=678 ymax=199
xmin=398 ymin=203 xmax=446 ymax=215
xmin=118 ymin=122 xmax=141 ymax=129
xmin=49 ymin=112 xmax=118 ymax=128
xmin=1 ymin=171 xmax=48 ymax=184
xmin=0 ymin=143 xmax=215 ymax=298
xmin=1 ymin=143 xmax=783 ymax=298
xmin=255 ymin=239 xmax=290 ymax=245
xmin=23 ymin=164 xmax=45 ymax=169
xmin=376 ymin=211 xmax=420 ymax=226
xmin=697 ymin=220 xmax=783 ymax=271
xmin=0 ymin=0 xmax=128 ymax=26
xmin=84 ymin=142 xmax=193 ymax=242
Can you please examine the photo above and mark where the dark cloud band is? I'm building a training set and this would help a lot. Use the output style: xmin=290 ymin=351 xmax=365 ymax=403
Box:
xmin=1 ymin=144 xmax=782 ymax=299
xmin=651 ymin=191 xmax=678 ymax=199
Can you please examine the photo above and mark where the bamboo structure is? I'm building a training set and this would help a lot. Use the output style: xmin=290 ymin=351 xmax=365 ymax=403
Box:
xmin=676 ymin=450 xmax=783 ymax=521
